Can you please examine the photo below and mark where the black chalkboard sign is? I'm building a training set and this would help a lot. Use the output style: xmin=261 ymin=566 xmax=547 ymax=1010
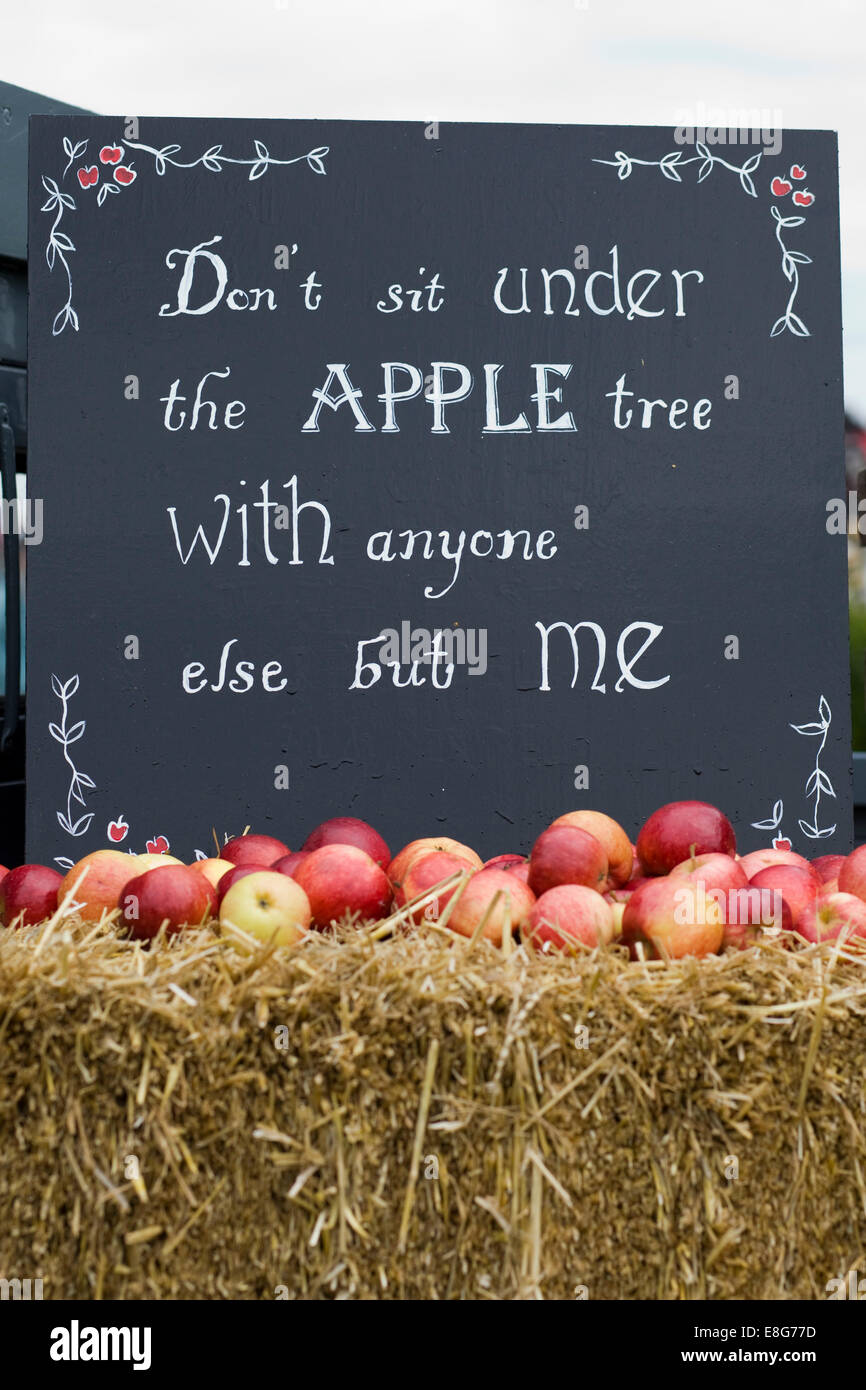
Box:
xmin=26 ymin=118 xmax=850 ymax=866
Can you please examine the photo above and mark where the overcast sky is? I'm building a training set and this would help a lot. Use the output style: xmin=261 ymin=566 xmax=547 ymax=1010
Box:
xmin=7 ymin=0 xmax=866 ymax=416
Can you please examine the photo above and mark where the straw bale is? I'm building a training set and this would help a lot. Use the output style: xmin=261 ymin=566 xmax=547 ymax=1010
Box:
xmin=1 ymin=916 xmax=865 ymax=1300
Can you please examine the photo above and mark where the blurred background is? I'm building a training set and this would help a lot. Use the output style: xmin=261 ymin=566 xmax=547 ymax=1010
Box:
xmin=2 ymin=0 xmax=865 ymax=856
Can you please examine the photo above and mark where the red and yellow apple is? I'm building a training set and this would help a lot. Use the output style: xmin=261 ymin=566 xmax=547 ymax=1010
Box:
xmin=272 ymin=851 xmax=311 ymax=879
xmin=447 ymin=867 xmax=535 ymax=946
xmin=189 ymin=857 xmax=233 ymax=889
xmin=293 ymin=844 xmax=392 ymax=928
xmin=220 ymin=870 xmax=311 ymax=947
xmin=622 ymin=877 xmax=724 ymax=958
xmin=636 ymin=800 xmax=736 ymax=877
xmin=796 ymin=891 xmax=866 ymax=945
xmin=221 ymin=833 xmax=290 ymax=867
xmin=387 ymin=837 xmax=482 ymax=887
xmin=0 ymin=864 xmax=63 ymax=927
xmin=812 ymin=854 xmax=846 ymax=885
xmin=527 ymin=824 xmax=607 ymax=897
xmin=837 ymin=845 xmax=866 ymax=902
xmin=135 ymin=852 xmax=185 ymax=873
xmin=529 ymin=885 xmax=615 ymax=951
xmin=550 ymin=810 xmax=632 ymax=887
xmin=398 ymin=851 xmax=473 ymax=922
xmin=669 ymin=851 xmax=748 ymax=895
xmin=60 ymin=849 xmax=145 ymax=922
xmin=302 ymin=816 xmax=390 ymax=869
xmin=739 ymin=848 xmax=818 ymax=882
xmin=723 ymin=884 xmax=791 ymax=949
xmin=120 ymin=864 xmax=216 ymax=940
xmin=215 ymin=862 xmax=272 ymax=907
xmin=748 ymin=865 xmax=817 ymax=932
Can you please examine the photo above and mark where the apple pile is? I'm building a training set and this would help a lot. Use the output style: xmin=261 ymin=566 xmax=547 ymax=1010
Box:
xmin=2 ymin=801 xmax=866 ymax=959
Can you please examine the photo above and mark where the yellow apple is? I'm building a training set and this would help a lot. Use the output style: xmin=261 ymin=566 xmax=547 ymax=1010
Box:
xmin=190 ymin=857 xmax=234 ymax=889
xmin=220 ymin=870 xmax=311 ymax=948
xmin=135 ymin=853 xmax=185 ymax=873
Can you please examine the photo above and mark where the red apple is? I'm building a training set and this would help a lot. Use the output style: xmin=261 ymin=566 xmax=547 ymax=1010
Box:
xmin=0 ymin=864 xmax=63 ymax=927
xmin=215 ymin=862 xmax=272 ymax=908
xmin=220 ymin=870 xmax=311 ymax=947
xmin=60 ymin=849 xmax=147 ymax=922
xmin=812 ymin=854 xmax=846 ymax=885
xmin=483 ymin=854 xmax=527 ymax=871
xmin=623 ymin=873 xmax=649 ymax=891
xmin=293 ymin=844 xmax=392 ymax=928
xmin=549 ymin=810 xmax=632 ymax=887
xmin=622 ymin=877 xmax=724 ymax=959
xmin=796 ymin=892 xmax=866 ymax=945
xmin=221 ymin=833 xmax=290 ymax=867
xmin=399 ymin=851 xmax=473 ymax=922
xmin=447 ymin=868 xmax=535 ymax=946
xmin=272 ymin=851 xmax=311 ymax=880
xmin=388 ymin=837 xmax=483 ymax=887
xmin=302 ymin=816 xmax=390 ymax=869
xmin=528 ymin=824 xmax=607 ymax=897
xmin=739 ymin=848 xmax=818 ymax=882
xmin=669 ymin=851 xmax=748 ymax=895
xmin=837 ymin=845 xmax=866 ymax=902
xmin=636 ymin=801 xmax=735 ymax=876
xmin=529 ymin=885 xmax=615 ymax=951
xmin=506 ymin=860 xmax=532 ymax=885
xmin=748 ymin=865 xmax=817 ymax=931
xmin=120 ymin=864 xmax=216 ymax=940
xmin=819 ymin=877 xmax=839 ymax=898
xmin=723 ymin=885 xmax=791 ymax=949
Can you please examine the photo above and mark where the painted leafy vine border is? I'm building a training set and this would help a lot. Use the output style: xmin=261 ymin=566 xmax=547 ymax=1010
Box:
xmin=42 ymin=133 xmax=329 ymax=334
xmin=49 ymin=673 xmax=94 ymax=841
xmin=593 ymin=143 xmax=816 ymax=337
xmin=751 ymin=696 xmax=836 ymax=846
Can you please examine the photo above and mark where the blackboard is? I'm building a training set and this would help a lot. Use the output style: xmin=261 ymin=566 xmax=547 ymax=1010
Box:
xmin=26 ymin=118 xmax=850 ymax=866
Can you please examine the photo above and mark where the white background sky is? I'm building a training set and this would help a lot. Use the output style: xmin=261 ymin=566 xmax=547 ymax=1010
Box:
xmin=6 ymin=0 xmax=866 ymax=416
